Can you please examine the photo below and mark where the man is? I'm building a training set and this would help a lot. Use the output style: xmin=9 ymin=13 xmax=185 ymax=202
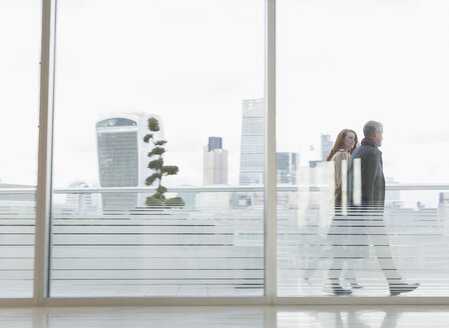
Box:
xmin=348 ymin=120 xmax=419 ymax=296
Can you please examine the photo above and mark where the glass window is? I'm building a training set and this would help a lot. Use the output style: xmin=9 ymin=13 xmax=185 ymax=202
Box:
xmin=50 ymin=0 xmax=265 ymax=297
xmin=0 ymin=0 xmax=41 ymax=298
xmin=277 ymin=0 xmax=449 ymax=297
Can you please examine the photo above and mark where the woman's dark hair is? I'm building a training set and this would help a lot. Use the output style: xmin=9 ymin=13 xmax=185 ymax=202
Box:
xmin=326 ymin=129 xmax=358 ymax=161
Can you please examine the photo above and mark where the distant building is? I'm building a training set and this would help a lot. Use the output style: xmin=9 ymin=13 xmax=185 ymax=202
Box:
xmin=439 ymin=192 xmax=449 ymax=206
xmin=66 ymin=180 xmax=92 ymax=207
xmin=0 ymin=183 xmax=35 ymax=216
xmin=66 ymin=180 xmax=100 ymax=213
xmin=439 ymin=192 xmax=449 ymax=218
xmin=321 ymin=134 xmax=333 ymax=161
xmin=207 ymin=137 xmax=223 ymax=152
xmin=239 ymin=98 xmax=265 ymax=185
xmin=385 ymin=177 xmax=401 ymax=207
xmin=276 ymin=152 xmax=299 ymax=208
xmin=0 ymin=183 xmax=34 ymax=202
xmin=308 ymin=160 xmax=322 ymax=168
xmin=277 ymin=152 xmax=298 ymax=184
xmin=203 ymin=137 xmax=228 ymax=185
xmin=96 ymin=113 xmax=163 ymax=209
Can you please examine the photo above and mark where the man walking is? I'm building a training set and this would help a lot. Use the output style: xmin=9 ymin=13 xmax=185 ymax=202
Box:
xmin=348 ymin=120 xmax=419 ymax=296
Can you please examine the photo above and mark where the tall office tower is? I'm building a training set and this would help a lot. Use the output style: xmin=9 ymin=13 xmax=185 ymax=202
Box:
xmin=239 ymin=98 xmax=265 ymax=185
xmin=96 ymin=113 xmax=163 ymax=209
xmin=207 ymin=136 xmax=223 ymax=152
xmin=276 ymin=152 xmax=298 ymax=184
xmin=321 ymin=134 xmax=333 ymax=161
xmin=203 ymin=137 xmax=228 ymax=185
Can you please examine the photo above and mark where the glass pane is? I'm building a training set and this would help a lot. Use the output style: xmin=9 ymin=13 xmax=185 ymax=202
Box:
xmin=277 ymin=0 xmax=449 ymax=296
xmin=51 ymin=0 xmax=264 ymax=297
xmin=0 ymin=0 xmax=41 ymax=297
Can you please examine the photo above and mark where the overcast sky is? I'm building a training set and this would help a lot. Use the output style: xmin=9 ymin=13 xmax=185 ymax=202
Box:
xmin=2 ymin=0 xmax=449 ymax=201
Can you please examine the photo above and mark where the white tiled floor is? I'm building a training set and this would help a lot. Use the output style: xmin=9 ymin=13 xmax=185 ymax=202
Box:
xmin=2 ymin=305 xmax=449 ymax=327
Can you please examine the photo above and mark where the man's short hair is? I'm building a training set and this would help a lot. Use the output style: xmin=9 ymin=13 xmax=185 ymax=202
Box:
xmin=363 ymin=120 xmax=383 ymax=138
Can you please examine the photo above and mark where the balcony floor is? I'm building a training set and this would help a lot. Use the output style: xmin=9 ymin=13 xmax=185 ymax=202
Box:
xmin=2 ymin=305 xmax=449 ymax=327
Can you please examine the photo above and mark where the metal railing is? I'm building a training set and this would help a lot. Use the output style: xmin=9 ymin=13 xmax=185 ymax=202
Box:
xmin=2 ymin=183 xmax=449 ymax=195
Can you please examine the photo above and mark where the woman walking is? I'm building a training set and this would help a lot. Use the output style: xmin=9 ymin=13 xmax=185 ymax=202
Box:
xmin=322 ymin=129 xmax=363 ymax=295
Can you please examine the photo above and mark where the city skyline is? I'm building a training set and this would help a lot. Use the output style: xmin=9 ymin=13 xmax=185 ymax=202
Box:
xmin=4 ymin=0 xmax=449 ymax=196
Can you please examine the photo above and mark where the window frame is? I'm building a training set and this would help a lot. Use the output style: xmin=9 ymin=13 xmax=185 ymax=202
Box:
xmin=8 ymin=0 xmax=445 ymax=306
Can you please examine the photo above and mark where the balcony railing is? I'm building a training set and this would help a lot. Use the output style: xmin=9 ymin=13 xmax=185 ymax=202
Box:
xmin=3 ymin=183 xmax=449 ymax=195
xmin=1 ymin=184 xmax=449 ymax=297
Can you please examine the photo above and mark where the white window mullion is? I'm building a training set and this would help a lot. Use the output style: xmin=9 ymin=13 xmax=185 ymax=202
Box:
xmin=265 ymin=0 xmax=277 ymax=303
xmin=34 ymin=0 xmax=56 ymax=304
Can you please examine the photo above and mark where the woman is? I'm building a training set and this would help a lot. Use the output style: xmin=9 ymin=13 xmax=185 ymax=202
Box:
xmin=327 ymin=129 xmax=358 ymax=213
xmin=323 ymin=129 xmax=362 ymax=295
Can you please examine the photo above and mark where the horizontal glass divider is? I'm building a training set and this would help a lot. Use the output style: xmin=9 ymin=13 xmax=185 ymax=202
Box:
xmin=3 ymin=183 xmax=449 ymax=194
xmin=50 ymin=256 xmax=265 ymax=259
xmin=40 ymin=297 xmax=269 ymax=306
xmin=51 ymin=278 xmax=263 ymax=281
xmin=51 ymin=268 xmax=263 ymax=271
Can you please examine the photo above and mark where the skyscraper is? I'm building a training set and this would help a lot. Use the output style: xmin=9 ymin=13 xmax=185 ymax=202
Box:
xmin=207 ymin=137 xmax=223 ymax=152
xmin=321 ymin=134 xmax=333 ymax=161
xmin=239 ymin=98 xmax=265 ymax=185
xmin=276 ymin=152 xmax=298 ymax=184
xmin=203 ymin=137 xmax=228 ymax=185
xmin=96 ymin=113 xmax=163 ymax=209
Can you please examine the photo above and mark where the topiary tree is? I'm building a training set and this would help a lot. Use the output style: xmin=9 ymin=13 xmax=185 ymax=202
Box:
xmin=143 ymin=117 xmax=184 ymax=207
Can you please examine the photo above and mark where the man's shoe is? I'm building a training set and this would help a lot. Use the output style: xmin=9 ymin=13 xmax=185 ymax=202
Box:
xmin=323 ymin=280 xmax=352 ymax=296
xmin=345 ymin=277 xmax=363 ymax=289
xmin=389 ymin=282 xmax=419 ymax=296
xmin=350 ymin=282 xmax=363 ymax=289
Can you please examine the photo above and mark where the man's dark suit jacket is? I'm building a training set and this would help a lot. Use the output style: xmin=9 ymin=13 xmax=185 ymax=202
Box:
xmin=348 ymin=139 xmax=386 ymax=214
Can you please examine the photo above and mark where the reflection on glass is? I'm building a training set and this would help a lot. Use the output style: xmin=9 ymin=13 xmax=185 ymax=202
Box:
xmin=277 ymin=0 xmax=449 ymax=297
xmin=277 ymin=310 xmax=401 ymax=328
